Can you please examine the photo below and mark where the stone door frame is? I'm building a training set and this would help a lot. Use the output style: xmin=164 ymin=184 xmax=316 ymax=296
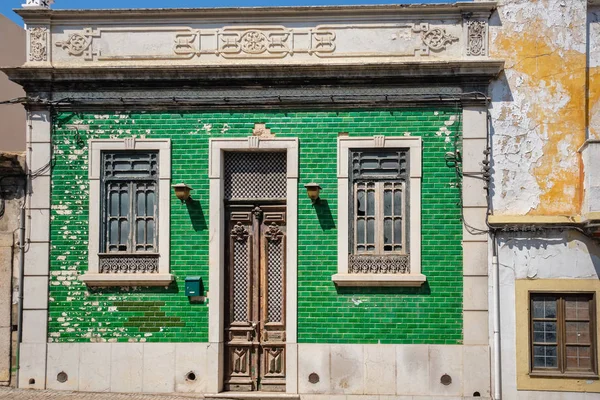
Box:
xmin=207 ymin=137 xmax=299 ymax=393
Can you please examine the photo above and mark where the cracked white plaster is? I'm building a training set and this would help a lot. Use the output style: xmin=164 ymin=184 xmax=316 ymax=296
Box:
xmin=489 ymin=0 xmax=587 ymax=215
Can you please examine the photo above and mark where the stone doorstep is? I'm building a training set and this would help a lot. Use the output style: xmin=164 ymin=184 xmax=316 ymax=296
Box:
xmin=205 ymin=393 xmax=300 ymax=400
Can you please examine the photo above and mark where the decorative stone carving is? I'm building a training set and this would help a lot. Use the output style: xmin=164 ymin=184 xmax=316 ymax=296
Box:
xmin=421 ymin=27 xmax=459 ymax=52
xmin=55 ymin=28 xmax=99 ymax=61
xmin=54 ymin=23 xmax=463 ymax=62
xmin=467 ymin=20 xmax=487 ymax=56
xmin=22 ymin=0 xmax=53 ymax=8
xmin=29 ymin=27 xmax=48 ymax=62
xmin=241 ymin=30 xmax=268 ymax=54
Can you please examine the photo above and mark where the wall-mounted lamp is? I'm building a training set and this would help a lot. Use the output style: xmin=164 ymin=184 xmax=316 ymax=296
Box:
xmin=172 ymin=183 xmax=193 ymax=203
xmin=304 ymin=183 xmax=322 ymax=205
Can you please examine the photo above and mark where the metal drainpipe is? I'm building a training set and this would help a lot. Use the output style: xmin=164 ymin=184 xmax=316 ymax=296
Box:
xmin=15 ymin=204 xmax=25 ymax=387
xmin=15 ymin=107 xmax=32 ymax=387
xmin=492 ymin=232 xmax=501 ymax=399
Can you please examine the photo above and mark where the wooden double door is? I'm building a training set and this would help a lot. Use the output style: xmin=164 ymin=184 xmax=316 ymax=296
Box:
xmin=224 ymin=204 xmax=286 ymax=392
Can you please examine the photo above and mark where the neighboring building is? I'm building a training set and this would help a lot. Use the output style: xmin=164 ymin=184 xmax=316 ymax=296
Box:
xmin=488 ymin=0 xmax=600 ymax=398
xmin=0 ymin=14 xmax=26 ymax=152
xmin=0 ymin=13 xmax=26 ymax=387
xmin=1 ymin=0 xmax=599 ymax=399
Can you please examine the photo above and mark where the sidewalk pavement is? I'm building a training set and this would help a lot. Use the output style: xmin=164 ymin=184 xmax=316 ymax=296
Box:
xmin=0 ymin=387 xmax=204 ymax=399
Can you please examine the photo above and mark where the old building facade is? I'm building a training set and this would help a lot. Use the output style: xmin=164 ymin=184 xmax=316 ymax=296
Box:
xmin=0 ymin=13 xmax=26 ymax=387
xmin=2 ymin=0 xmax=600 ymax=399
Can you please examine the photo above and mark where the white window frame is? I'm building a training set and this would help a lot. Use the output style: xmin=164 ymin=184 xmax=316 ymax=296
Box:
xmin=333 ymin=135 xmax=425 ymax=287
xmin=81 ymin=138 xmax=173 ymax=286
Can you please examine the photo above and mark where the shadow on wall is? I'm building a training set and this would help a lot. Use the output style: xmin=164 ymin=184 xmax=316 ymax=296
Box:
xmin=498 ymin=230 xmax=600 ymax=279
xmin=336 ymin=281 xmax=432 ymax=296
xmin=186 ymin=199 xmax=207 ymax=231
xmin=0 ymin=152 xmax=25 ymax=201
xmin=314 ymin=199 xmax=336 ymax=231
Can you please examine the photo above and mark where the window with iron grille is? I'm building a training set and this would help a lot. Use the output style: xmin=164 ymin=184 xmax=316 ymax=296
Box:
xmin=101 ymin=151 xmax=158 ymax=253
xmin=348 ymin=149 xmax=410 ymax=274
xmin=530 ymin=293 xmax=597 ymax=377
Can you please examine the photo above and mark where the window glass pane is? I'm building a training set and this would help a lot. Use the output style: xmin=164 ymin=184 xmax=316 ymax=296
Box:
xmin=147 ymin=220 xmax=155 ymax=248
xmin=380 ymin=159 xmax=399 ymax=170
xmin=533 ymin=345 xmax=558 ymax=368
xmin=533 ymin=321 xmax=557 ymax=343
xmin=357 ymin=219 xmax=365 ymax=246
xmin=110 ymin=190 xmax=119 ymax=216
xmin=384 ymin=190 xmax=392 ymax=216
xmin=566 ymin=322 xmax=591 ymax=344
xmin=532 ymin=296 xmax=557 ymax=319
xmin=367 ymin=189 xmax=375 ymax=216
xmin=109 ymin=220 xmax=118 ymax=245
xmin=394 ymin=218 xmax=402 ymax=245
xmin=120 ymin=190 xmax=129 ymax=217
xmin=566 ymin=297 xmax=590 ymax=320
xmin=137 ymin=190 xmax=146 ymax=217
xmin=357 ymin=190 xmax=365 ymax=216
xmin=367 ymin=218 xmax=375 ymax=244
xmin=137 ymin=220 xmax=145 ymax=245
xmin=394 ymin=189 xmax=402 ymax=216
xmin=147 ymin=190 xmax=155 ymax=217
xmin=384 ymin=218 xmax=392 ymax=246
xmin=120 ymin=220 xmax=129 ymax=247
xmin=566 ymin=346 xmax=592 ymax=370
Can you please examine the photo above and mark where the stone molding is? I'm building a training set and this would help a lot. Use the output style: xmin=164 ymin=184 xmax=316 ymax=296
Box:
xmin=51 ymin=23 xmax=465 ymax=63
xmin=12 ymin=3 xmax=496 ymax=68
xmin=207 ymin=137 xmax=299 ymax=393
xmin=82 ymin=138 xmax=172 ymax=287
xmin=335 ymin=136 xmax=424 ymax=287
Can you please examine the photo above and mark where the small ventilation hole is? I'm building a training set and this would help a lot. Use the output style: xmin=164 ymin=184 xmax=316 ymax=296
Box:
xmin=308 ymin=373 xmax=319 ymax=384
xmin=440 ymin=374 xmax=452 ymax=386
xmin=57 ymin=372 xmax=68 ymax=383
xmin=28 ymin=378 xmax=35 ymax=385
xmin=473 ymin=392 xmax=481 ymax=397
xmin=185 ymin=371 xmax=196 ymax=382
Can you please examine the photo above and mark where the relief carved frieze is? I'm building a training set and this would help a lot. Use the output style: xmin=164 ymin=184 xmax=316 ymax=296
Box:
xmin=174 ymin=26 xmax=336 ymax=59
xmin=29 ymin=27 xmax=48 ymax=62
xmin=53 ymin=23 xmax=463 ymax=62
xmin=55 ymin=28 xmax=99 ymax=61
xmin=466 ymin=20 xmax=487 ymax=56
xmin=412 ymin=23 xmax=459 ymax=55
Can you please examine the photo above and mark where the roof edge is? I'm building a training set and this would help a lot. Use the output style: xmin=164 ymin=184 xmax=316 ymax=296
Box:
xmin=13 ymin=2 xmax=498 ymax=22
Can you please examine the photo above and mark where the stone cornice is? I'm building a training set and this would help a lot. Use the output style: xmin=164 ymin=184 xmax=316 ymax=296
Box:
xmin=14 ymin=2 xmax=497 ymax=23
xmin=2 ymin=59 xmax=504 ymax=87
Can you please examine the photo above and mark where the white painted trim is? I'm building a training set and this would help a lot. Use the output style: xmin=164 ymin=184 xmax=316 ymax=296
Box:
xmin=207 ymin=136 xmax=299 ymax=394
xmin=83 ymin=138 xmax=172 ymax=285
xmin=336 ymin=136 xmax=423 ymax=284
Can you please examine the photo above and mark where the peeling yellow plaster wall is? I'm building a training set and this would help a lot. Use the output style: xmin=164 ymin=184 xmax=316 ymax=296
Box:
xmin=490 ymin=0 xmax=587 ymax=216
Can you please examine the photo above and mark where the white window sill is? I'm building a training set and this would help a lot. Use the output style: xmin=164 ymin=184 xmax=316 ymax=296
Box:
xmin=80 ymin=273 xmax=174 ymax=287
xmin=332 ymin=273 xmax=426 ymax=287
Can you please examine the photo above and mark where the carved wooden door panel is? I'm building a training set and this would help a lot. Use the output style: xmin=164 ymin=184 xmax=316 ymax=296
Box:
xmin=224 ymin=205 xmax=286 ymax=392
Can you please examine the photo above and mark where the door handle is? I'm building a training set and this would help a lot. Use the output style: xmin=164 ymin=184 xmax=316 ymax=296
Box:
xmin=247 ymin=320 xmax=260 ymax=338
